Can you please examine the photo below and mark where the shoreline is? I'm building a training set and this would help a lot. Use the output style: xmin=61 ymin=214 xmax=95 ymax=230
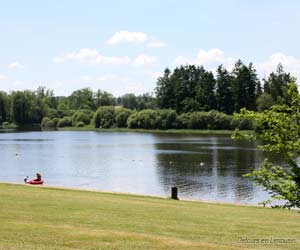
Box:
xmin=57 ymin=127 xmax=247 ymax=135
xmin=0 ymin=181 xmax=262 ymax=208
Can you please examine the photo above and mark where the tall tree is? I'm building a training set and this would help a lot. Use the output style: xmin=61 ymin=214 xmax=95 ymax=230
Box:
xmin=232 ymin=60 xmax=260 ymax=112
xmin=215 ymin=65 xmax=234 ymax=114
xmin=0 ymin=91 xmax=10 ymax=123
xmin=263 ymin=64 xmax=293 ymax=105
xmin=68 ymin=88 xmax=95 ymax=110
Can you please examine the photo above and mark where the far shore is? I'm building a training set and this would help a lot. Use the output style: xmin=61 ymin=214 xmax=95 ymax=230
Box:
xmin=57 ymin=126 xmax=251 ymax=135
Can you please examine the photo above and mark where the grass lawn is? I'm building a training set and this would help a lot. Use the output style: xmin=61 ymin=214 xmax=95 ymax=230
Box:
xmin=0 ymin=183 xmax=299 ymax=250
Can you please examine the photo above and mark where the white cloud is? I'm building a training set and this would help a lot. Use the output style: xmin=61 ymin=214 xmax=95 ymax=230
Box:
xmin=147 ymin=39 xmax=167 ymax=48
xmin=174 ymin=56 xmax=193 ymax=66
xmin=150 ymin=71 xmax=163 ymax=79
xmin=54 ymin=48 xmax=131 ymax=65
xmin=0 ymin=75 xmax=8 ymax=80
xmin=125 ymin=82 xmax=146 ymax=94
xmin=80 ymin=74 xmax=129 ymax=83
xmin=8 ymin=61 xmax=25 ymax=69
xmin=256 ymin=53 xmax=300 ymax=79
xmin=132 ymin=54 xmax=158 ymax=67
xmin=174 ymin=48 xmax=235 ymax=70
xmin=107 ymin=30 xmax=167 ymax=48
xmin=107 ymin=30 xmax=148 ymax=45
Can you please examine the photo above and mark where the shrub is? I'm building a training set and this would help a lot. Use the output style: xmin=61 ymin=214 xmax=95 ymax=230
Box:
xmin=1 ymin=122 xmax=17 ymax=129
xmin=206 ymin=110 xmax=232 ymax=130
xmin=176 ymin=111 xmax=234 ymax=130
xmin=47 ymin=108 xmax=60 ymax=119
xmin=175 ymin=113 xmax=191 ymax=129
xmin=57 ymin=116 xmax=72 ymax=128
xmin=41 ymin=117 xmax=51 ymax=128
xmin=52 ymin=118 xmax=60 ymax=127
xmin=157 ymin=109 xmax=177 ymax=129
xmin=230 ymin=116 xmax=254 ymax=130
xmin=72 ymin=110 xmax=93 ymax=127
xmin=93 ymin=106 xmax=115 ymax=128
xmin=41 ymin=117 xmax=56 ymax=128
xmin=76 ymin=121 xmax=85 ymax=127
xmin=127 ymin=109 xmax=159 ymax=129
xmin=115 ymin=108 xmax=133 ymax=128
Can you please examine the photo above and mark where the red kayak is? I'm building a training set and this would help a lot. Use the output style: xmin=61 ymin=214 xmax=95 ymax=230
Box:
xmin=27 ymin=179 xmax=44 ymax=185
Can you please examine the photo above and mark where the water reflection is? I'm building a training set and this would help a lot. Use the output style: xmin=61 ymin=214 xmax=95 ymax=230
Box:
xmin=153 ymin=134 xmax=267 ymax=203
xmin=0 ymin=131 xmax=275 ymax=204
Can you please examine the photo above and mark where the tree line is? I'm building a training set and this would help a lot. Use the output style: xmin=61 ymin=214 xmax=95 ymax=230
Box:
xmin=0 ymin=60 xmax=296 ymax=130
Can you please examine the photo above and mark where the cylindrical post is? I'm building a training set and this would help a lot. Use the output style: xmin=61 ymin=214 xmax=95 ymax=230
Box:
xmin=171 ymin=187 xmax=178 ymax=200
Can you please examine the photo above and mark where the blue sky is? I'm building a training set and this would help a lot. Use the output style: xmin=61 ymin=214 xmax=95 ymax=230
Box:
xmin=0 ymin=0 xmax=300 ymax=96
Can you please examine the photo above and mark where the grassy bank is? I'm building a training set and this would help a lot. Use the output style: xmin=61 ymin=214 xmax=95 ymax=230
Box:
xmin=57 ymin=126 xmax=248 ymax=135
xmin=0 ymin=183 xmax=299 ymax=250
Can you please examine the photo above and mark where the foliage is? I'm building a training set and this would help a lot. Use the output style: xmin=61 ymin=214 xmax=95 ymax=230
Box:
xmin=57 ymin=116 xmax=72 ymax=128
xmin=232 ymin=83 xmax=300 ymax=208
xmin=256 ymin=93 xmax=275 ymax=112
xmin=176 ymin=111 xmax=240 ymax=130
xmin=115 ymin=108 xmax=133 ymax=128
xmin=157 ymin=109 xmax=177 ymax=129
xmin=127 ymin=109 xmax=159 ymax=129
xmin=72 ymin=110 xmax=93 ymax=127
xmin=93 ymin=106 xmax=115 ymax=128
xmin=76 ymin=121 xmax=85 ymax=127
xmin=41 ymin=117 xmax=56 ymax=128
xmin=263 ymin=64 xmax=294 ymax=105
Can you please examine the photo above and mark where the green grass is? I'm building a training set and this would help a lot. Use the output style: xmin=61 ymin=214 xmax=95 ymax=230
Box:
xmin=0 ymin=183 xmax=299 ymax=250
xmin=58 ymin=126 xmax=249 ymax=135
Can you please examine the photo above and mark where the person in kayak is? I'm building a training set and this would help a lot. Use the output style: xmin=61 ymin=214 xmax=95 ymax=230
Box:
xmin=34 ymin=173 xmax=42 ymax=181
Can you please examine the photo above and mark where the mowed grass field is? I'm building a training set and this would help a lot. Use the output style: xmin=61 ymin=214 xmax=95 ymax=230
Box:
xmin=0 ymin=183 xmax=299 ymax=250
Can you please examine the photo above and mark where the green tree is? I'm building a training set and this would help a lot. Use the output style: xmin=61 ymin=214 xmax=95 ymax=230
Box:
xmin=0 ymin=91 xmax=10 ymax=123
xmin=263 ymin=64 xmax=293 ymax=105
xmin=120 ymin=93 xmax=138 ymax=109
xmin=215 ymin=65 xmax=234 ymax=114
xmin=232 ymin=60 xmax=260 ymax=112
xmin=94 ymin=90 xmax=115 ymax=108
xmin=69 ymin=88 xmax=95 ymax=110
xmin=256 ymin=93 xmax=275 ymax=111
xmin=233 ymin=83 xmax=300 ymax=208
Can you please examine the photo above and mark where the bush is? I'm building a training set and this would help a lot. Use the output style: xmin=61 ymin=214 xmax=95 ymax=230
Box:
xmin=57 ymin=116 xmax=72 ymax=128
xmin=76 ymin=121 xmax=85 ymax=127
xmin=157 ymin=109 xmax=177 ymax=129
xmin=230 ymin=115 xmax=254 ymax=130
xmin=41 ymin=117 xmax=55 ymax=128
xmin=93 ymin=106 xmax=115 ymax=128
xmin=175 ymin=113 xmax=191 ymax=129
xmin=115 ymin=108 xmax=133 ymax=128
xmin=206 ymin=110 xmax=232 ymax=129
xmin=127 ymin=109 xmax=159 ymax=129
xmin=47 ymin=108 xmax=60 ymax=119
xmin=1 ymin=122 xmax=17 ymax=129
xmin=52 ymin=118 xmax=60 ymax=127
xmin=176 ymin=111 xmax=235 ymax=130
xmin=72 ymin=110 xmax=93 ymax=127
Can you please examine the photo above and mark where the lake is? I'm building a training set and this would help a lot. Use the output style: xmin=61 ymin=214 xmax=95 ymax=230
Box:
xmin=0 ymin=130 xmax=273 ymax=204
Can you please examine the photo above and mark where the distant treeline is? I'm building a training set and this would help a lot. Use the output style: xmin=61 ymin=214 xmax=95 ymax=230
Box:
xmin=0 ymin=60 xmax=296 ymax=129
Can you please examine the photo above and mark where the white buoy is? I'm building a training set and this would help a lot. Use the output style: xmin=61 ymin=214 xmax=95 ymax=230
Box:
xmin=200 ymin=162 xmax=204 ymax=166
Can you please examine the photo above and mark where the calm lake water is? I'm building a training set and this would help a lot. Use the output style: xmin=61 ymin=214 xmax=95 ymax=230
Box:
xmin=0 ymin=130 xmax=274 ymax=204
